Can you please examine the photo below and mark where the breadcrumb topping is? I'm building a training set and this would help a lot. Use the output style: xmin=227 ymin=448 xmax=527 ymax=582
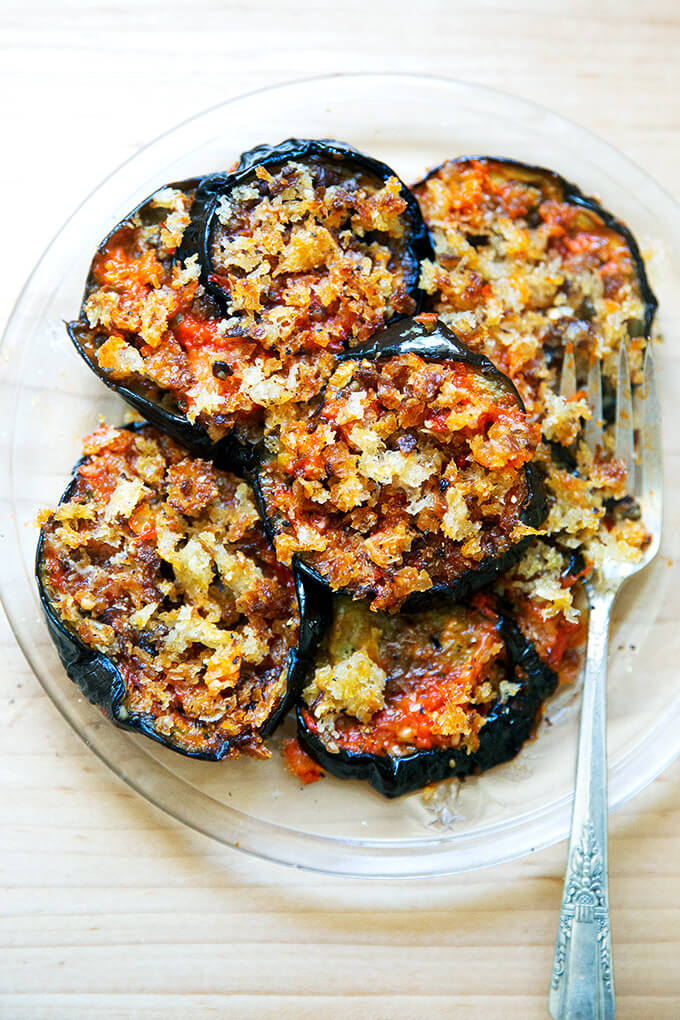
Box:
xmin=258 ymin=351 xmax=541 ymax=611
xmin=38 ymin=425 xmax=299 ymax=758
xmin=302 ymin=597 xmax=508 ymax=757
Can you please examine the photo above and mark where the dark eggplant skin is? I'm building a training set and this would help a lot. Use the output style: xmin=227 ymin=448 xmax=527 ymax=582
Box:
xmin=252 ymin=316 xmax=547 ymax=613
xmin=177 ymin=137 xmax=434 ymax=314
xmin=35 ymin=437 xmax=327 ymax=761
xmin=296 ymin=600 xmax=558 ymax=798
xmin=413 ymin=156 xmax=657 ymax=336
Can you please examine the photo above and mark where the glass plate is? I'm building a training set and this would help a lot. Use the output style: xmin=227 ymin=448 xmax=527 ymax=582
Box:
xmin=1 ymin=73 xmax=678 ymax=878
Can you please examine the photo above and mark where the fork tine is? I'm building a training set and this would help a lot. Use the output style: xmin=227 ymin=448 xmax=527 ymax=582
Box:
xmin=584 ymin=356 xmax=603 ymax=451
xmin=560 ymin=343 xmax=576 ymax=399
xmin=635 ymin=344 xmax=663 ymax=537
xmin=614 ymin=341 xmax=635 ymax=494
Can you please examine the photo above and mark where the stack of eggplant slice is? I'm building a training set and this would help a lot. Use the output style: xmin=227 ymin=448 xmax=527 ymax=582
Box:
xmin=37 ymin=142 xmax=656 ymax=797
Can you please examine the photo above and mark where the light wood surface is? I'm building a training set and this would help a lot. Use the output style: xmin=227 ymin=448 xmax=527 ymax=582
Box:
xmin=2 ymin=2 xmax=680 ymax=1017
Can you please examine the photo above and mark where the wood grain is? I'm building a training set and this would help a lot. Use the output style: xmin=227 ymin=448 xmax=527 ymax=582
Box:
xmin=2 ymin=2 xmax=680 ymax=1017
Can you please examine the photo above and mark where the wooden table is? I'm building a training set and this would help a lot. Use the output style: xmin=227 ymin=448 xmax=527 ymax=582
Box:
xmin=2 ymin=2 xmax=679 ymax=1016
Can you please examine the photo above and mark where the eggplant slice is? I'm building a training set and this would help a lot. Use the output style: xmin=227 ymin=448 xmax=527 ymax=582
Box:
xmin=296 ymin=593 xmax=557 ymax=798
xmin=36 ymin=423 xmax=323 ymax=760
xmin=179 ymin=137 xmax=432 ymax=317
xmin=413 ymin=156 xmax=657 ymax=419
xmin=254 ymin=316 xmax=547 ymax=612
xmin=65 ymin=179 xmax=256 ymax=465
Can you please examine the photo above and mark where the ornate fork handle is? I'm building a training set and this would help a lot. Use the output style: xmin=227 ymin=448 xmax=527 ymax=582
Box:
xmin=549 ymin=583 xmax=617 ymax=1020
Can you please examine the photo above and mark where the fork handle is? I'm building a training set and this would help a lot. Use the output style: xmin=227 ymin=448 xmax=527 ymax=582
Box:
xmin=549 ymin=587 xmax=616 ymax=1020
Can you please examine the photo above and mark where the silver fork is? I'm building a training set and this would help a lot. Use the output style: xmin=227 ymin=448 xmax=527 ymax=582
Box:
xmin=548 ymin=342 xmax=663 ymax=1020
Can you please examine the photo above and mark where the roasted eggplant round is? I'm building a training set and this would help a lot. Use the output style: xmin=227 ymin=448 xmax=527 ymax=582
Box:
xmin=254 ymin=316 xmax=546 ymax=612
xmin=179 ymin=137 xmax=431 ymax=317
xmin=65 ymin=179 xmax=258 ymax=464
xmin=413 ymin=156 xmax=657 ymax=417
xmin=295 ymin=593 xmax=558 ymax=797
xmin=36 ymin=423 xmax=322 ymax=760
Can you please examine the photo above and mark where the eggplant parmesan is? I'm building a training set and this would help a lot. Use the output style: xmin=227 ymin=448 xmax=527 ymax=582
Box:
xmin=295 ymin=594 xmax=558 ymax=797
xmin=69 ymin=139 xmax=432 ymax=454
xmin=37 ymin=146 xmax=658 ymax=797
xmin=256 ymin=316 xmax=545 ymax=612
xmin=36 ymin=423 xmax=304 ymax=759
